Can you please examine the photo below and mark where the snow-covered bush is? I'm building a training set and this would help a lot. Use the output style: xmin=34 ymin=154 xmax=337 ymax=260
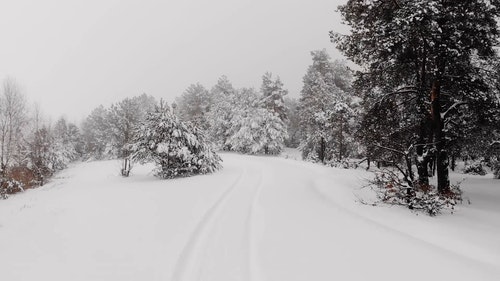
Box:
xmin=463 ymin=162 xmax=487 ymax=175
xmin=130 ymin=102 xmax=222 ymax=179
xmin=370 ymin=170 xmax=462 ymax=216
xmin=0 ymin=177 xmax=24 ymax=199
xmin=326 ymin=158 xmax=357 ymax=169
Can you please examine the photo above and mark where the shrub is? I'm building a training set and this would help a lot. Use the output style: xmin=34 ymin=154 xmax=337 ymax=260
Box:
xmin=463 ymin=162 xmax=487 ymax=175
xmin=370 ymin=169 xmax=462 ymax=216
xmin=0 ymin=177 xmax=24 ymax=199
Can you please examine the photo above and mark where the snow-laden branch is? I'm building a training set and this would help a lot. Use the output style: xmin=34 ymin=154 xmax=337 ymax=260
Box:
xmin=491 ymin=140 xmax=500 ymax=146
xmin=375 ymin=86 xmax=418 ymax=105
xmin=442 ymin=102 xmax=467 ymax=120
xmin=373 ymin=143 xmax=406 ymax=156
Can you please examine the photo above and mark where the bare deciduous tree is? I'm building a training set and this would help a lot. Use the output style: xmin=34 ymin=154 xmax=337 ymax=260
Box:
xmin=0 ymin=78 xmax=27 ymax=176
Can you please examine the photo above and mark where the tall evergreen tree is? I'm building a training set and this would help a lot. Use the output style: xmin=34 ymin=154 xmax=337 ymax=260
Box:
xmin=52 ymin=117 xmax=81 ymax=169
xmin=206 ymin=76 xmax=237 ymax=149
xmin=81 ymin=105 xmax=112 ymax=159
xmin=333 ymin=0 xmax=500 ymax=193
xmin=226 ymin=88 xmax=288 ymax=155
xmin=299 ymin=50 xmax=354 ymax=163
xmin=175 ymin=83 xmax=211 ymax=131
xmin=260 ymin=72 xmax=288 ymax=122
xmin=284 ymin=97 xmax=301 ymax=148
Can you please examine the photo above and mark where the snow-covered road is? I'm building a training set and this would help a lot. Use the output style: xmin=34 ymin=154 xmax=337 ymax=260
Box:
xmin=1 ymin=153 xmax=499 ymax=280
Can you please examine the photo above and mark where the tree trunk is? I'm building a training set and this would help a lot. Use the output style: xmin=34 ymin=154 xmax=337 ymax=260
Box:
xmin=416 ymin=45 xmax=430 ymax=188
xmin=338 ymin=119 xmax=344 ymax=161
xmin=416 ymin=121 xmax=429 ymax=187
xmin=450 ymin=154 xmax=456 ymax=171
xmin=319 ymin=137 xmax=326 ymax=164
xmin=404 ymin=153 xmax=415 ymax=185
xmin=430 ymin=80 xmax=450 ymax=194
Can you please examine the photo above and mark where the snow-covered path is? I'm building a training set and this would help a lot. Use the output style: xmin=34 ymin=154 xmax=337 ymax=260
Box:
xmin=1 ymin=153 xmax=499 ymax=280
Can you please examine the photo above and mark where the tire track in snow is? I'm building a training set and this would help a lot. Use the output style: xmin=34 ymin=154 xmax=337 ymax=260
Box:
xmin=197 ymin=162 xmax=266 ymax=281
xmin=171 ymin=167 xmax=247 ymax=281
xmin=246 ymin=167 xmax=266 ymax=281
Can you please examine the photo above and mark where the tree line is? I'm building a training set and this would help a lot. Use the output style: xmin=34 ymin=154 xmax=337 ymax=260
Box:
xmin=0 ymin=51 xmax=359 ymax=198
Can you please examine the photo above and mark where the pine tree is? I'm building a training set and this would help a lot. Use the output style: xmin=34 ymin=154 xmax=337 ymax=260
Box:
xmin=82 ymin=105 xmax=113 ymax=159
xmin=299 ymin=50 xmax=354 ymax=163
xmin=175 ymin=83 xmax=211 ymax=131
xmin=284 ymin=97 xmax=301 ymax=148
xmin=206 ymin=76 xmax=237 ymax=149
xmin=333 ymin=0 xmax=500 ymax=193
xmin=260 ymin=72 xmax=288 ymax=122
xmin=130 ymin=101 xmax=222 ymax=179
xmin=52 ymin=117 xmax=81 ymax=170
xmin=226 ymin=88 xmax=288 ymax=155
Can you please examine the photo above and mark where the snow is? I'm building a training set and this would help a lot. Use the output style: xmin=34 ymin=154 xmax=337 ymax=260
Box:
xmin=0 ymin=153 xmax=499 ymax=280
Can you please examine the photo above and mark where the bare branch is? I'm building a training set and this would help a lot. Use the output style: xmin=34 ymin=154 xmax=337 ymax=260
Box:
xmin=374 ymin=143 xmax=406 ymax=156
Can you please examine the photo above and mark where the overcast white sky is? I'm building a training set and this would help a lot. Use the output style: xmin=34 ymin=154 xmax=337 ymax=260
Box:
xmin=0 ymin=0 xmax=348 ymax=122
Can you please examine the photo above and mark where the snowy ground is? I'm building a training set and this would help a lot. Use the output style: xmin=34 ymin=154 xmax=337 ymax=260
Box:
xmin=1 ymin=153 xmax=499 ymax=281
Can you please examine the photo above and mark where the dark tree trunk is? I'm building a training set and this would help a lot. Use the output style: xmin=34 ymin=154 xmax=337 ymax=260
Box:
xmin=415 ymin=44 xmax=430 ymax=188
xmin=404 ymin=153 xmax=415 ymax=184
xmin=338 ymin=119 xmax=344 ymax=161
xmin=319 ymin=137 xmax=326 ymax=164
xmin=450 ymin=154 xmax=456 ymax=171
xmin=430 ymin=80 xmax=450 ymax=194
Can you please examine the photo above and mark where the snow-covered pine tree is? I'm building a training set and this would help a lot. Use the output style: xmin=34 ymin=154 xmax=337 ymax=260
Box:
xmin=260 ymin=72 xmax=288 ymax=122
xmin=206 ymin=76 xmax=237 ymax=150
xmin=81 ymin=105 xmax=113 ymax=160
xmin=284 ymin=97 xmax=301 ymax=148
xmin=333 ymin=0 xmax=500 ymax=193
xmin=175 ymin=83 xmax=211 ymax=131
xmin=130 ymin=101 xmax=222 ymax=179
xmin=224 ymin=87 xmax=259 ymax=153
xmin=299 ymin=50 xmax=354 ymax=164
xmin=226 ymin=90 xmax=288 ymax=155
xmin=326 ymin=101 xmax=356 ymax=164
xmin=52 ymin=117 xmax=81 ymax=170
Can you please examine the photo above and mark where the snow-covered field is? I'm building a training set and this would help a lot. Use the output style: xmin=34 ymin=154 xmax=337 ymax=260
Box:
xmin=1 ymin=153 xmax=499 ymax=281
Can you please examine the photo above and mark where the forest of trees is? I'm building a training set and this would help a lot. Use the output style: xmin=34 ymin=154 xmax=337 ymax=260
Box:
xmin=1 ymin=1 xmax=499 ymax=215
